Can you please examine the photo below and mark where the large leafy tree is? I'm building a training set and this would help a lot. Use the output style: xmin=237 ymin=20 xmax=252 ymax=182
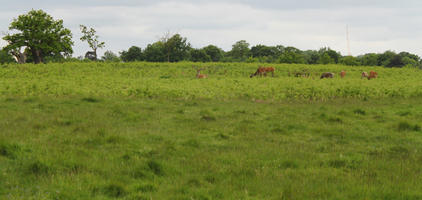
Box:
xmin=189 ymin=48 xmax=211 ymax=62
xmin=340 ymin=56 xmax=360 ymax=66
xmin=377 ymin=50 xmax=396 ymax=67
xmin=143 ymin=42 xmax=166 ymax=62
xmin=303 ymin=50 xmax=320 ymax=64
xmin=279 ymin=46 xmax=305 ymax=64
xmin=161 ymin=33 xmax=191 ymax=62
xmin=358 ymin=53 xmax=379 ymax=66
xmin=2 ymin=9 xmax=73 ymax=64
xmin=318 ymin=47 xmax=340 ymax=64
xmin=228 ymin=40 xmax=250 ymax=61
xmin=251 ymin=44 xmax=279 ymax=58
xmin=202 ymin=45 xmax=224 ymax=62
xmin=80 ymin=25 xmax=105 ymax=61
xmin=120 ymin=46 xmax=143 ymax=62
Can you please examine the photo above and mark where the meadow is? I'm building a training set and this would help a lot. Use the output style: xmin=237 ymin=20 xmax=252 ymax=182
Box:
xmin=1 ymin=62 xmax=422 ymax=200
xmin=1 ymin=62 xmax=422 ymax=100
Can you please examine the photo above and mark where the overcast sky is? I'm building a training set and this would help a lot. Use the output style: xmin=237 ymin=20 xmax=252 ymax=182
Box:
xmin=1 ymin=0 xmax=422 ymax=57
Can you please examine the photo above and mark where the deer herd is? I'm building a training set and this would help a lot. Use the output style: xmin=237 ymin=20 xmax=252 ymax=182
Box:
xmin=193 ymin=66 xmax=378 ymax=80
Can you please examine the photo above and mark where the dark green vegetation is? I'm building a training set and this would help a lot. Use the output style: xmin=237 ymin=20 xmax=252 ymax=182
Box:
xmin=1 ymin=62 xmax=422 ymax=199
xmin=1 ymin=97 xmax=422 ymax=199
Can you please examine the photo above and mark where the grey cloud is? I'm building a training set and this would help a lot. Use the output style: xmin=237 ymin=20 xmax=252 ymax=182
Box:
xmin=1 ymin=0 xmax=422 ymax=57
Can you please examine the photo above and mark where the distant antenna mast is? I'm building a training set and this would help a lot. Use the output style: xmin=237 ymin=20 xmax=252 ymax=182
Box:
xmin=346 ymin=25 xmax=351 ymax=56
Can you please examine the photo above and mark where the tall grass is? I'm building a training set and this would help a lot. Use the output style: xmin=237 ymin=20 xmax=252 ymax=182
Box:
xmin=1 ymin=62 xmax=422 ymax=100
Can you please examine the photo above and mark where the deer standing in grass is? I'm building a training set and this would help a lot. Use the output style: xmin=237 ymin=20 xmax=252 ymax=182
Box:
xmin=340 ymin=70 xmax=346 ymax=78
xmin=250 ymin=66 xmax=275 ymax=78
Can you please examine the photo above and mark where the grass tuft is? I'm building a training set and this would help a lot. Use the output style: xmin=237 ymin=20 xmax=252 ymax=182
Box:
xmin=0 ymin=142 xmax=20 ymax=159
xmin=27 ymin=160 xmax=52 ymax=176
xmin=353 ymin=108 xmax=366 ymax=115
xmin=279 ymin=160 xmax=299 ymax=169
xmin=103 ymin=183 xmax=127 ymax=198
xmin=136 ymin=183 xmax=157 ymax=192
xmin=147 ymin=160 xmax=164 ymax=176
xmin=398 ymin=121 xmax=421 ymax=132
xmin=81 ymin=97 xmax=101 ymax=103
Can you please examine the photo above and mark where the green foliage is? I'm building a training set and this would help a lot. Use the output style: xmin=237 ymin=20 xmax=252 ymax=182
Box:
xmin=319 ymin=52 xmax=335 ymax=64
xmin=120 ymin=46 xmax=143 ymax=62
xmin=251 ymin=44 xmax=280 ymax=58
xmin=378 ymin=50 xmax=397 ymax=67
xmin=142 ymin=34 xmax=191 ymax=62
xmin=189 ymin=48 xmax=211 ymax=62
xmin=227 ymin=40 xmax=250 ymax=61
xmin=319 ymin=47 xmax=341 ymax=63
xmin=143 ymin=42 xmax=166 ymax=62
xmin=101 ymin=50 xmax=120 ymax=62
xmin=202 ymin=45 xmax=224 ymax=62
xmin=3 ymin=9 xmax=73 ymax=64
xmin=341 ymin=56 xmax=360 ymax=66
xmin=0 ymin=48 xmax=16 ymax=64
xmin=162 ymin=33 xmax=191 ymax=62
xmin=279 ymin=46 xmax=305 ymax=64
xmin=358 ymin=53 xmax=379 ymax=66
xmin=303 ymin=50 xmax=320 ymax=64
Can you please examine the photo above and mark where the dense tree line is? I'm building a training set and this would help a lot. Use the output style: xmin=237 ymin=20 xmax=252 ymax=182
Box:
xmin=116 ymin=39 xmax=421 ymax=68
xmin=1 ymin=9 xmax=421 ymax=68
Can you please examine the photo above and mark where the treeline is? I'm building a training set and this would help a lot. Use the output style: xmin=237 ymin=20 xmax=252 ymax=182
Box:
xmin=117 ymin=37 xmax=422 ymax=68
xmin=3 ymin=33 xmax=419 ymax=68
xmin=1 ymin=9 xmax=421 ymax=68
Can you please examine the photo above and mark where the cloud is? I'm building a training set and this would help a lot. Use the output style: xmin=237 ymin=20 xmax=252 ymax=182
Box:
xmin=1 ymin=0 xmax=422 ymax=57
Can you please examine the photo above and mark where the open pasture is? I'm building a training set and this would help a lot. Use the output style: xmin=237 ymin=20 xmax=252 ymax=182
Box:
xmin=1 ymin=62 xmax=422 ymax=199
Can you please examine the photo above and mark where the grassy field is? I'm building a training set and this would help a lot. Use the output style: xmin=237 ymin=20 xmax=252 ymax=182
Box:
xmin=1 ymin=62 xmax=422 ymax=199
xmin=1 ymin=62 xmax=422 ymax=100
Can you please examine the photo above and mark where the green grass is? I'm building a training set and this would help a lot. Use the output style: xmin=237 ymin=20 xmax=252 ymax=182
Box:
xmin=1 ymin=96 xmax=422 ymax=199
xmin=1 ymin=62 xmax=422 ymax=199
xmin=1 ymin=62 xmax=422 ymax=100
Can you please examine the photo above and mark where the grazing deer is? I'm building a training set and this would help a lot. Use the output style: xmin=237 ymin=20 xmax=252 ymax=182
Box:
xmin=196 ymin=69 xmax=207 ymax=79
xmin=368 ymin=71 xmax=378 ymax=80
xmin=250 ymin=66 xmax=275 ymax=78
xmin=340 ymin=70 xmax=346 ymax=78
xmin=320 ymin=72 xmax=334 ymax=79
xmin=361 ymin=71 xmax=369 ymax=79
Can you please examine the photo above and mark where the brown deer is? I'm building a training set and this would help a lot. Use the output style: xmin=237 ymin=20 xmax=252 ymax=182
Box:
xmin=340 ymin=70 xmax=346 ymax=78
xmin=320 ymin=72 xmax=334 ymax=79
xmin=196 ymin=69 xmax=207 ymax=79
xmin=361 ymin=71 xmax=369 ymax=79
xmin=368 ymin=71 xmax=378 ymax=80
xmin=250 ymin=66 xmax=275 ymax=78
